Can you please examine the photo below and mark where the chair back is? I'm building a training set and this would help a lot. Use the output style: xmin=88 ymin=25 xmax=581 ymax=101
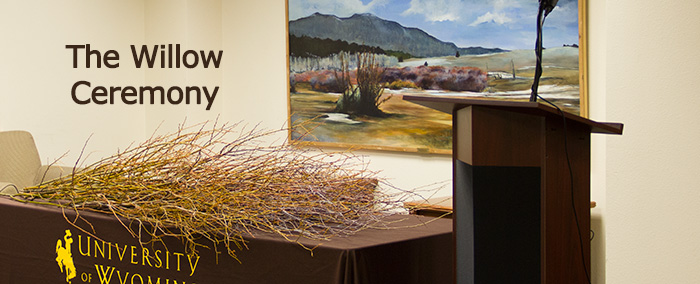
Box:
xmin=0 ymin=131 xmax=42 ymax=190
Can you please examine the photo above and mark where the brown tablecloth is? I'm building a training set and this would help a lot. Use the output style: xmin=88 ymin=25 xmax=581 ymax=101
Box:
xmin=0 ymin=196 xmax=453 ymax=284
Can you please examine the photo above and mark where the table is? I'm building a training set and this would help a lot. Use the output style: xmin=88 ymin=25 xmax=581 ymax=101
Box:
xmin=0 ymin=196 xmax=452 ymax=284
xmin=405 ymin=197 xmax=454 ymax=218
xmin=405 ymin=197 xmax=597 ymax=218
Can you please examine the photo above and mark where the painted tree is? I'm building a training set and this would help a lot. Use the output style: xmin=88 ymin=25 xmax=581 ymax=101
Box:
xmin=335 ymin=53 xmax=390 ymax=117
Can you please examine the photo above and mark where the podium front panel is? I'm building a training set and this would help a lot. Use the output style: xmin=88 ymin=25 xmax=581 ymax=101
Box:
xmin=453 ymin=105 xmax=591 ymax=284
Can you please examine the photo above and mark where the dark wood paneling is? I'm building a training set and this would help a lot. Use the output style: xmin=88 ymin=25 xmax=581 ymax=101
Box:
xmin=542 ymin=115 xmax=592 ymax=283
xmin=452 ymin=105 xmax=594 ymax=284
xmin=455 ymin=106 xmax=544 ymax=167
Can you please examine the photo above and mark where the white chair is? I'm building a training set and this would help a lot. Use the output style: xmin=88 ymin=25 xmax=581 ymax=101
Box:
xmin=0 ymin=131 xmax=72 ymax=195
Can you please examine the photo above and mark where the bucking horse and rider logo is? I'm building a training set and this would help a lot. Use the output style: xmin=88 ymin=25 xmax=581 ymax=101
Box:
xmin=56 ymin=229 xmax=77 ymax=283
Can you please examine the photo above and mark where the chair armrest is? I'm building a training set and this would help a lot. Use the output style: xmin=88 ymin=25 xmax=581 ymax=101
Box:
xmin=33 ymin=165 xmax=75 ymax=186
xmin=0 ymin=182 xmax=19 ymax=195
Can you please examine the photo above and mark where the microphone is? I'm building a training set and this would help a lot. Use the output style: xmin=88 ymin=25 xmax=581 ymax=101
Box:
xmin=529 ymin=0 xmax=559 ymax=102
xmin=542 ymin=0 xmax=559 ymax=17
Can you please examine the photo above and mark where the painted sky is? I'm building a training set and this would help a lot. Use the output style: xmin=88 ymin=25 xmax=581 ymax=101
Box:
xmin=288 ymin=0 xmax=580 ymax=50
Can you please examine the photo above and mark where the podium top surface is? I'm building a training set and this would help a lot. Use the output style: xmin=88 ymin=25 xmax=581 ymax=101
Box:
xmin=402 ymin=95 xmax=623 ymax=135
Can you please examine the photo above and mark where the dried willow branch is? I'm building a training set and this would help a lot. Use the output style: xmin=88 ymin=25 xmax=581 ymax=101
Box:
xmin=14 ymin=121 xmax=416 ymax=261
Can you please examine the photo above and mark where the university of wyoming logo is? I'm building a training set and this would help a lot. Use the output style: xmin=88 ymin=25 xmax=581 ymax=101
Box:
xmin=56 ymin=229 xmax=77 ymax=283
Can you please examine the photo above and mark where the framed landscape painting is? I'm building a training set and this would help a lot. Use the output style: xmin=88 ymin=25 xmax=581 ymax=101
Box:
xmin=287 ymin=0 xmax=587 ymax=154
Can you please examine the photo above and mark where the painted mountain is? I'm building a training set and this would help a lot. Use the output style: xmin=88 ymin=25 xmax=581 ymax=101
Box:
xmin=289 ymin=12 xmax=505 ymax=58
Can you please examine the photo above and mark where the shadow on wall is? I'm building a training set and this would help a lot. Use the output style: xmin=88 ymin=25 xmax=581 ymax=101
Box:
xmin=591 ymin=213 xmax=605 ymax=284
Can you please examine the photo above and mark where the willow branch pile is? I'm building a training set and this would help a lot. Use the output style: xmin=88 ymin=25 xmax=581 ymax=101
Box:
xmin=16 ymin=122 xmax=410 ymax=261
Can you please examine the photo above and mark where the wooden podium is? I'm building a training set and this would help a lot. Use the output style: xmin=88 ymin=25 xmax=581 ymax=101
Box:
xmin=402 ymin=95 xmax=623 ymax=284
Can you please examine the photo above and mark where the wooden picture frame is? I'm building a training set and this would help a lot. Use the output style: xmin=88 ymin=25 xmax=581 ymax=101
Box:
xmin=287 ymin=0 xmax=588 ymax=154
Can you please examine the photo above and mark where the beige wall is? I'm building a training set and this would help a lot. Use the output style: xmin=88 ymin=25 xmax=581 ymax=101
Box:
xmin=144 ymin=0 xmax=224 ymax=133
xmin=604 ymin=0 xmax=700 ymax=283
xmin=0 ymin=0 xmax=147 ymax=164
xmin=588 ymin=0 xmax=608 ymax=280
xmin=591 ymin=0 xmax=700 ymax=283
xmin=1 ymin=0 xmax=700 ymax=283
